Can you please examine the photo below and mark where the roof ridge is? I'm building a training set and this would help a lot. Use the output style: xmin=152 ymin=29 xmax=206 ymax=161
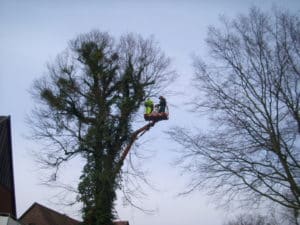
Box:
xmin=34 ymin=202 xmax=80 ymax=222
xmin=19 ymin=202 xmax=80 ymax=223
xmin=20 ymin=202 xmax=129 ymax=225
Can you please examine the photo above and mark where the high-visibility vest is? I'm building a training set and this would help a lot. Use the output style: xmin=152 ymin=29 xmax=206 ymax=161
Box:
xmin=145 ymin=99 xmax=153 ymax=114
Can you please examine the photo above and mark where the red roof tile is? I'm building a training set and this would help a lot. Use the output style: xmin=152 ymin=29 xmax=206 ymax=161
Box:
xmin=114 ymin=221 xmax=129 ymax=225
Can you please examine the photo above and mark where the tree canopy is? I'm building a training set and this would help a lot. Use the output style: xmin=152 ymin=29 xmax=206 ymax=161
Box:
xmin=29 ymin=30 xmax=174 ymax=225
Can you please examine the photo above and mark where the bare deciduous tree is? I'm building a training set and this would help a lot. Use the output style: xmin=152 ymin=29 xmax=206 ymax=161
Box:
xmin=169 ymin=7 xmax=300 ymax=222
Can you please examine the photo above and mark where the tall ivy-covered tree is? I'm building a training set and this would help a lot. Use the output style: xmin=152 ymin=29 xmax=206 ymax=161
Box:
xmin=29 ymin=31 xmax=174 ymax=225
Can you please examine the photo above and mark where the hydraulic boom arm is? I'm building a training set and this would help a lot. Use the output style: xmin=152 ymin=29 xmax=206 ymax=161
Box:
xmin=114 ymin=121 xmax=156 ymax=174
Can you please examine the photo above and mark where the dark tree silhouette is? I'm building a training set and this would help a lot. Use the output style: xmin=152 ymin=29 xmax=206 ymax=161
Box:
xmin=29 ymin=30 xmax=174 ymax=225
xmin=169 ymin=7 xmax=300 ymax=222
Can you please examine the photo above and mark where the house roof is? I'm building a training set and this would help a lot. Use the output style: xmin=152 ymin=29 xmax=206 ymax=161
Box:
xmin=19 ymin=202 xmax=80 ymax=225
xmin=19 ymin=202 xmax=129 ymax=225
xmin=114 ymin=221 xmax=129 ymax=225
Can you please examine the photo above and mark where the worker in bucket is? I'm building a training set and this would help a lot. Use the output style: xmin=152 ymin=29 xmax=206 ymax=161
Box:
xmin=158 ymin=96 xmax=166 ymax=113
xmin=144 ymin=98 xmax=154 ymax=114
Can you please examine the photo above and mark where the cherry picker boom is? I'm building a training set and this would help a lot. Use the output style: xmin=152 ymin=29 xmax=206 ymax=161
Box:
xmin=119 ymin=121 xmax=156 ymax=165
xmin=115 ymin=110 xmax=169 ymax=174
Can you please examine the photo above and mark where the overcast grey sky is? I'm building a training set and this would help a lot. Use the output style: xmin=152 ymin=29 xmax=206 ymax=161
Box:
xmin=1 ymin=1 xmax=300 ymax=225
